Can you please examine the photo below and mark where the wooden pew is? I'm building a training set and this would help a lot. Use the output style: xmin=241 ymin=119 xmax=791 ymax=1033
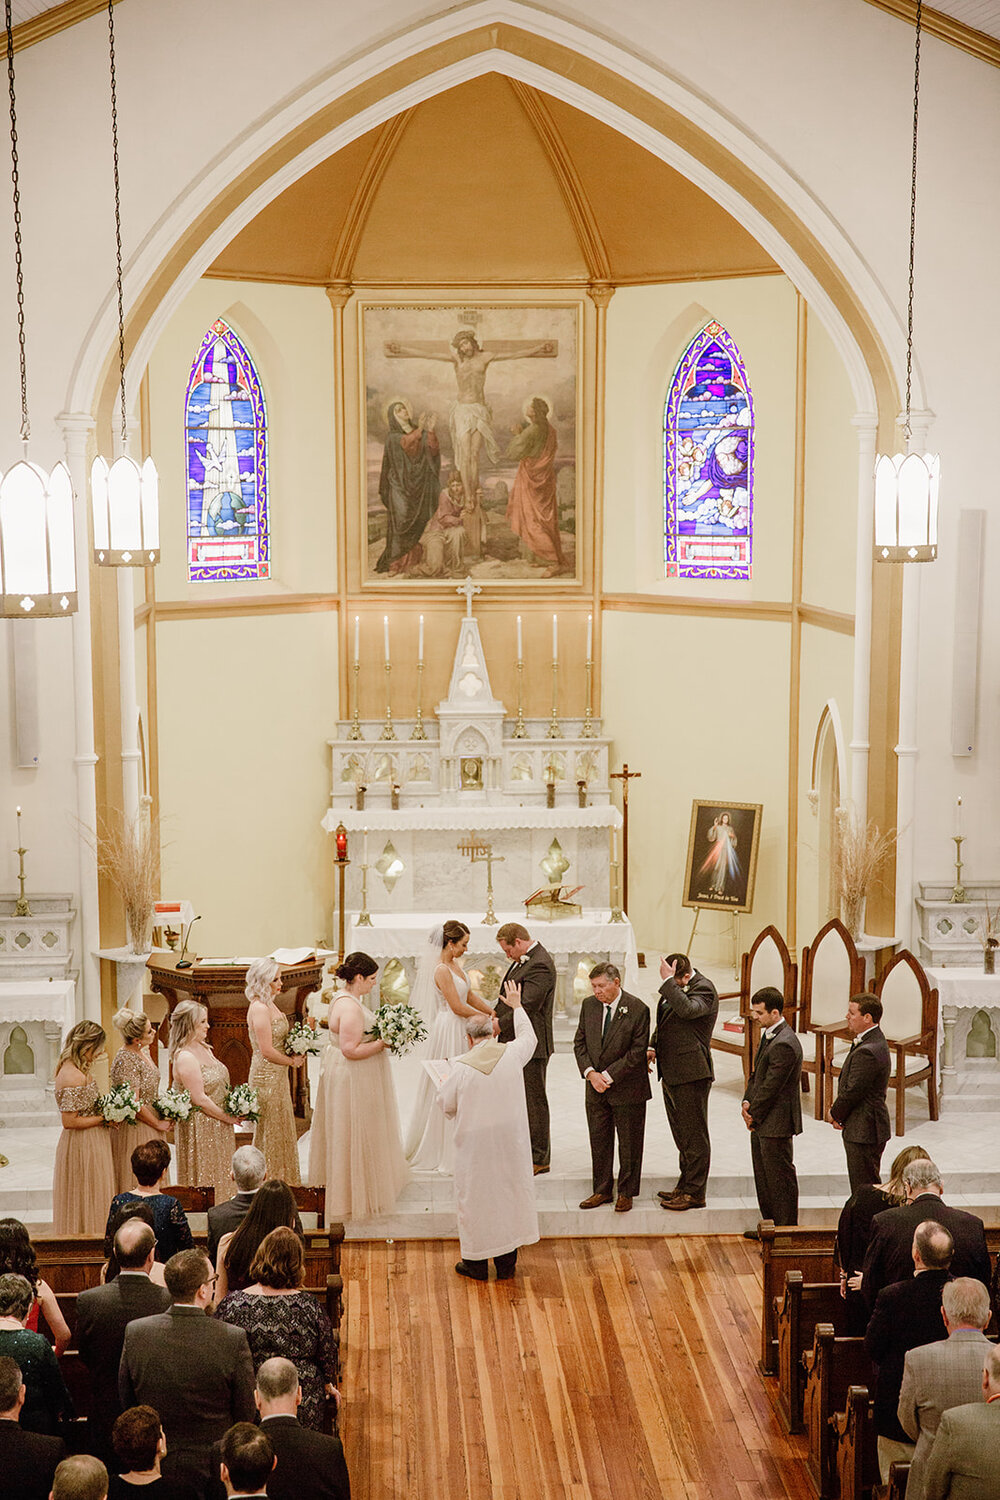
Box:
xmin=802 ymin=1324 xmax=874 ymax=1499
xmin=777 ymin=1272 xmax=849 ymax=1434
xmin=759 ymin=1223 xmax=838 ymax=1375
xmin=831 ymin=1384 xmax=879 ymax=1500
xmin=886 ymin=1460 xmax=910 ymax=1499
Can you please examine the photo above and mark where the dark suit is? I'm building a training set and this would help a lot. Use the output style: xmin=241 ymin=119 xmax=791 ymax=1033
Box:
xmin=651 ymin=970 xmax=719 ymax=1202
xmin=573 ymin=990 xmax=650 ymax=1198
xmin=76 ymin=1270 xmax=171 ymax=1456
xmin=828 ymin=1024 xmax=891 ymax=1192
xmin=261 ymin=1415 xmax=351 ymax=1500
xmin=862 ymin=1195 xmax=991 ymax=1309
xmin=496 ymin=941 xmax=557 ymax=1167
xmin=0 ymin=1418 xmax=65 ymax=1500
xmin=120 ymin=1303 xmax=255 ymax=1487
xmin=742 ymin=1020 xmax=803 ymax=1226
xmin=206 ymin=1190 xmax=256 ymax=1264
xmin=865 ymin=1268 xmax=951 ymax=1441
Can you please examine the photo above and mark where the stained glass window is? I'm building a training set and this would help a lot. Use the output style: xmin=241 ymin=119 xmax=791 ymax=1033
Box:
xmin=663 ymin=320 xmax=753 ymax=580
xmin=185 ymin=319 xmax=269 ymax=582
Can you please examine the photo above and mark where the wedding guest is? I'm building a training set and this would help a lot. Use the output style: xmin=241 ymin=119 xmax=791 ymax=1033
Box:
xmin=215 ymin=1180 xmax=302 ymax=1302
xmin=0 ymin=1219 xmax=70 ymax=1354
xmin=53 ymin=1021 xmax=117 ymax=1236
xmin=52 ymin=1455 xmax=109 ymax=1500
xmin=0 ymin=1274 xmax=73 ymax=1435
xmin=218 ymin=1424 xmax=275 ymax=1500
xmin=170 ymin=1001 xmax=237 ymax=1205
xmin=109 ymin=1405 xmax=200 ymax=1500
xmin=105 ymin=1140 xmax=193 ymax=1265
xmin=308 ymin=953 xmax=409 ymax=1219
xmin=102 ymin=1202 xmax=167 ymax=1288
xmin=216 ymin=1228 xmax=337 ymax=1431
xmin=110 ymin=1009 xmax=172 ymax=1192
xmin=0 ymin=1353 xmax=65 ymax=1500
xmin=245 ymin=958 xmax=303 ymax=1185
xmin=207 ymin=1147 xmax=266 ymax=1264
xmin=835 ymin=1144 xmax=931 ymax=1334
xmin=254 ymin=1357 xmax=350 ymax=1500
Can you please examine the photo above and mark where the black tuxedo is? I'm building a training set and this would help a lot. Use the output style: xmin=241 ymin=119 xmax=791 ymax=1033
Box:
xmin=76 ymin=1270 xmax=171 ymax=1455
xmin=829 ymin=1024 xmax=891 ymax=1192
xmin=573 ymin=990 xmax=650 ymax=1198
xmin=862 ymin=1194 xmax=991 ymax=1309
xmin=207 ymin=1190 xmax=256 ymax=1263
xmin=0 ymin=1418 xmax=65 ymax=1500
xmin=496 ymin=941 xmax=557 ymax=1167
xmin=742 ymin=1020 xmax=803 ymax=1226
xmin=651 ymin=970 xmax=719 ymax=1201
xmin=261 ymin=1415 xmax=351 ymax=1500
xmin=864 ymin=1268 xmax=951 ymax=1440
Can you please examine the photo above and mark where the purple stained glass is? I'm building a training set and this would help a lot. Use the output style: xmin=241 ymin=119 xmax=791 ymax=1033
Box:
xmin=185 ymin=319 xmax=269 ymax=582
xmin=664 ymin=320 xmax=754 ymax=580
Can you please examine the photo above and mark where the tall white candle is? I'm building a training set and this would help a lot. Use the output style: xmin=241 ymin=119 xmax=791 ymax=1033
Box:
xmin=363 ymin=827 xmax=369 ymax=867
xmin=587 ymin=612 xmax=593 ymax=660
xmin=353 ymin=615 xmax=360 ymax=665
xmin=552 ymin=613 xmax=558 ymax=660
xmin=383 ymin=615 xmax=390 ymax=662
xmin=611 ymin=825 xmax=618 ymax=864
xmin=516 ymin=614 xmax=523 ymax=659
xmin=956 ymin=796 xmax=963 ymax=838
xmin=418 ymin=614 xmax=424 ymax=662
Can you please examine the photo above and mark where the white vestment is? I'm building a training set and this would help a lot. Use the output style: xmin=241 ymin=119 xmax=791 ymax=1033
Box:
xmin=438 ymin=1006 xmax=540 ymax=1261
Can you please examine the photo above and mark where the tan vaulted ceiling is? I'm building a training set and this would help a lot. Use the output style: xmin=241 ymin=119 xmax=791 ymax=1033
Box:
xmin=208 ymin=76 xmax=779 ymax=287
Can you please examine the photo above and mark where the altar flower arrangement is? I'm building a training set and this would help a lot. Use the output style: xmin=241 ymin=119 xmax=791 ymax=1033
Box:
xmin=834 ymin=804 xmax=898 ymax=941
xmin=365 ymin=1002 xmax=428 ymax=1056
xmin=153 ymin=1087 xmax=193 ymax=1123
xmin=96 ymin=1082 xmax=140 ymax=1125
xmin=284 ymin=1019 xmax=323 ymax=1057
xmin=224 ymin=1083 xmax=260 ymax=1123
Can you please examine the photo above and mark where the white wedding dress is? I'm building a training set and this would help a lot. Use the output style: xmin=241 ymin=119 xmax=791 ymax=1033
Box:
xmin=404 ymin=967 xmax=470 ymax=1172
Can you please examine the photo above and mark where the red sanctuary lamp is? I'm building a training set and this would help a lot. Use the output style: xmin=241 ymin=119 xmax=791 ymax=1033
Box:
xmin=334 ymin=823 xmax=349 ymax=961
xmin=335 ymin=824 xmax=348 ymax=862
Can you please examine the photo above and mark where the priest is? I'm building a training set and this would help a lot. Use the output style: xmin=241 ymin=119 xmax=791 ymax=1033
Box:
xmin=438 ymin=981 xmax=540 ymax=1282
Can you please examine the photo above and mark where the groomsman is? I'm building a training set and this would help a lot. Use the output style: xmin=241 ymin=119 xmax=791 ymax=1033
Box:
xmin=573 ymin=962 xmax=650 ymax=1213
xmin=741 ymin=987 xmax=803 ymax=1231
xmin=495 ymin=923 xmax=557 ymax=1174
xmin=650 ymin=953 xmax=719 ymax=1210
xmin=828 ymin=993 xmax=891 ymax=1192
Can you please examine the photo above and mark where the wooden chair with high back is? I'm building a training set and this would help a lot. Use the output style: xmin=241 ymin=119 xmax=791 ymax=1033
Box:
xmin=874 ymin=949 xmax=939 ymax=1136
xmin=798 ymin=919 xmax=865 ymax=1119
xmin=711 ymin=925 xmax=798 ymax=1084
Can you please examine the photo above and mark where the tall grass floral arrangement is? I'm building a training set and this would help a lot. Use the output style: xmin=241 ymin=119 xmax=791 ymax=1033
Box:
xmin=91 ymin=802 xmax=158 ymax=955
xmin=833 ymin=804 xmax=898 ymax=941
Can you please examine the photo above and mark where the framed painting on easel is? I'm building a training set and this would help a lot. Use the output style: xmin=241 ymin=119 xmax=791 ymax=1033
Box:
xmin=682 ymin=799 xmax=762 ymax=915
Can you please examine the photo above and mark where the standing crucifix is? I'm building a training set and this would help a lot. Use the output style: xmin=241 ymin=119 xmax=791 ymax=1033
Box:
xmin=610 ymin=763 xmax=642 ymax=916
xmin=457 ymin=576 xmax=482 ymax=617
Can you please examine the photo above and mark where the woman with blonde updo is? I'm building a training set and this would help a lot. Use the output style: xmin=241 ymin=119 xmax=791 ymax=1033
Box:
xmin=307 ymin=952 xmax=409 ymax=1219
xmin=52 ymin=1021 xmax=116 ymax=1235
xmin=244 ymin=957 xmax=303 ymax=1184
xmin=109 ymin=1008 xmax=171 ymax=1191
xmin=169 ymin=999 xmax=236 ymax=1203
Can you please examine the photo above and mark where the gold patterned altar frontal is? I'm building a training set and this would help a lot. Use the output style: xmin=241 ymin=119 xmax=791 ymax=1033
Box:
xmin=360 ymin=301 xmax=581 ymax=586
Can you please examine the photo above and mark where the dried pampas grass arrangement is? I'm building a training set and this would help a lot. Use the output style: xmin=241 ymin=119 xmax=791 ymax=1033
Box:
xmin=91 ymin=803 xmax=158 ymax=955
xmin=833 ymin=804 xmax=898 ymax=940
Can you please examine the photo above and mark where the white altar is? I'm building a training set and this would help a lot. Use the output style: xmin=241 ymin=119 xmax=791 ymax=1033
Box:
xmin=925 ymin=965 xmax=1000 ymax=1110
xmin=0 ymin=979 xmax=75 ymax=1127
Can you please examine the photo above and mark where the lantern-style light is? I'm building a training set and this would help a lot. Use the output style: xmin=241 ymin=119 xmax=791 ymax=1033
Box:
xmin=92 ymin=455 xmax=160 ymax=565
xmin=0 ymin=460 xmax=77 ymax=617
xmin=874 ymin=452 xmax=939 ymax=562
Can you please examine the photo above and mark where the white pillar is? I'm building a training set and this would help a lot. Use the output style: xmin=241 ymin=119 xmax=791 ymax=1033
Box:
xmin=849 ymin=413 xmax=878 ymax=817
xmin=116 ymin=419 xmax=142 ymax=823
xmin=57 ymin=411 xmax=101 ymax=1022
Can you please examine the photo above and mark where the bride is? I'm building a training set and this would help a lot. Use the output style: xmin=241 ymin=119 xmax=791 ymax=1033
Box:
xmin=405 ymin=920 xmax=495 ymax=1172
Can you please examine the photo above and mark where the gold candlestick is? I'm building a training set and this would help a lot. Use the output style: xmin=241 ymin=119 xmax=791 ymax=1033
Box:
xmin=348 ymin=660 xmax=363 ymax=741
xmin=950 ymin=835 xmax=967 ymax=903
xmin=545 ymin=659 xmax=561 ymax=739
xmin=610 ymin=860 xmax=624 ymax=922
xmin=14 ymin=806 xmax=30 ymax=917
xmin=412 ymin=661 xmax=428 ymax=740
xmin=512 ymin=658 xmax=527 ymax=739
xmin=581 ymin=657 xmax=596 ymax=737
xmin=357 ymin=862 xmax=373 ymax=926
xmin=379 ymin=661 xmax=396 ymax=741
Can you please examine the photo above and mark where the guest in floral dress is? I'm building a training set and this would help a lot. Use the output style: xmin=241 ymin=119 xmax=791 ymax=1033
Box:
xmin=52 ymin=1021 xmax=116 ymax=1236
xmin=110 ymin=1008 xmax=172 ymax=1192
xmin=245 ymin=958 xmax=303 ymax=1184
xmin=169 ymin=1000 xmax=236 ymax=1204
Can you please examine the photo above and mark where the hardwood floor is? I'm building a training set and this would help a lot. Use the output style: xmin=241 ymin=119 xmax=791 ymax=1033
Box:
xmin=340 ymin=1237 xmax=813 ymax=1499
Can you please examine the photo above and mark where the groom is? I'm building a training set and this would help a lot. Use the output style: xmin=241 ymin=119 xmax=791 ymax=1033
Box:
xmin=494 ymin=923 xmax=557 ymax=1174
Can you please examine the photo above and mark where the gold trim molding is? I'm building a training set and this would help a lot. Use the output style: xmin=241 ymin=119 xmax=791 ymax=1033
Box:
xmin=12 ymin=0 xmax=124 ymax=54
xmin=864 ymin=0 xmax=1000 ymax=68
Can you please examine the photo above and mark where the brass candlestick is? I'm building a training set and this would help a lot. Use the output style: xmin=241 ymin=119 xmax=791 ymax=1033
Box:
xmin=357 ymin=863 xmax=373 ymax=926
xmin=334 ymin=857 xmax=349 ymax=962
xmin=610 ymin=860 xmax=624 ymax=922
xmin=512 ymin=658 xmax=527 ymax=739
xmin=14 ymin=807 xmax=30 ymax=917
xmin=412 ymin=661 xmax=428 ymax=740
xmin=379 ymin=661 xmax=396 ymax=741
xmin=545 ymin=659 xmax=561 ymax=739
xmin=348 ymin=660 xmax=363 ymax=740
xmin=950 ymin=835 xmax=967 ymax=903
xmin=581 ymin=657 xmax=596 ymax=737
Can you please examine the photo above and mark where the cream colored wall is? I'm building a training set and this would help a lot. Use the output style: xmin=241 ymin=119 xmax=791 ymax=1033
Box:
xmin=795 ymin=624 xmax=855 ymax=949
xmin=802 ymin=312 xmax=858 ymax=615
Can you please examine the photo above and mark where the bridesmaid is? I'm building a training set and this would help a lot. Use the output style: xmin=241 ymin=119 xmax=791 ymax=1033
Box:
xmin=52 ymin=1021 xmax=117 ymax=1235
xmin=169 ymin=999 xmax=236 ymax=1204
xmin=245 ymin=958 xmax=303 ymax=1184
xmin=109 ymin=1008 xmax=171 ymax=1192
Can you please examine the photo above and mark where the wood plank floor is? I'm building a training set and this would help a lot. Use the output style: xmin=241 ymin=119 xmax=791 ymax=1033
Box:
xmin=340 ymin=1237 xmax=813 ymax=1499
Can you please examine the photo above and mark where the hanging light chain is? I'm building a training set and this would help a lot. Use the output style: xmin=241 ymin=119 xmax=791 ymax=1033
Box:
xmin=5 ymin=0 xmax=29 ymax=448
xmin=108 ymin=0 xmax=127 ymax=450
xmin=904 ymin=0 xmax=922 ymax=442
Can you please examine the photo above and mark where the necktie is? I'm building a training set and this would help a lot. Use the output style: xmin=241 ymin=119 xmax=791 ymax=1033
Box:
xmin=602 ymin=1004 xmax=612 ymax=1040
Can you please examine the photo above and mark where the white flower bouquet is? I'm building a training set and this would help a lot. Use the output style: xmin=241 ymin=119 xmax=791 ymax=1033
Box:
xmin=96 ymin=1082 xmax=140 ymax=1124
xmin=153 ymin=1087 xmax=193 ymax=1123
xmin=365 ymin=1002 xmax=428 ymax=1056
xmin=284 ymin=1019 xmax=323 ymax=1057
xmin=224 ymin=1082 xmax=260 ymax=1123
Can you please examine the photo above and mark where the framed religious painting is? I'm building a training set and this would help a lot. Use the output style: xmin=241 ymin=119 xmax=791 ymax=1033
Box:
xmin=681 ymin=799 xmax=763 ymax=914
xmin=358 ymin=300 xmax=582 ymax=585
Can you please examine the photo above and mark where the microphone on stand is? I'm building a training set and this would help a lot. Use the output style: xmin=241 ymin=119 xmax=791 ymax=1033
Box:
xmin=175 ymin=915 xmax=201 ymax=970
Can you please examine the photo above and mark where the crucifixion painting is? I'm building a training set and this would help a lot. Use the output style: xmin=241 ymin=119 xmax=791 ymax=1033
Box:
xmin=362 ymin=303 xmax=580 ymax=584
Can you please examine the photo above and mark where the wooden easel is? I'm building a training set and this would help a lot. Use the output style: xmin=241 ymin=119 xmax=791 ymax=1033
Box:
xmin=687 ymin=905 xmax=741 ymax=977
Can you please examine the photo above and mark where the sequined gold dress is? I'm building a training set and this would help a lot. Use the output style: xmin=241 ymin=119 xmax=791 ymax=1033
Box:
xmin=53 ymin=1076 xmax=116 ymax=1235
xmin=249 ymin=1007 xmax=300 ymax=1184
xmin=110 ymin=1045 xmax=162 ymax=1191
xmin=174 ymin=1053 xmax=235 ymax=1203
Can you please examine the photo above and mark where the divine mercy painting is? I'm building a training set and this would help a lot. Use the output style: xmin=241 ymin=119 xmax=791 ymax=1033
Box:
xmin=682 ymin=799 xmax=762 ymax=914
xmin=362 ymin=303 xmax=579 ymax=583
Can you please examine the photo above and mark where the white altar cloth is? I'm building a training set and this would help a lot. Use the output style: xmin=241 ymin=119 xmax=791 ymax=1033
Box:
xmin=323 ymin=807 xmax=622 ymax=833
xmin=0 ymin=979 xmax=76 ymax=1031
xmin=925 ymin=967 xmax=1000 ymax=1010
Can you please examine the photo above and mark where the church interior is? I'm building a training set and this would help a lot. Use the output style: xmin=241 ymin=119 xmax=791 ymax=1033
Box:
xmin=2 ymin=0 xmax=1000 ymax=1495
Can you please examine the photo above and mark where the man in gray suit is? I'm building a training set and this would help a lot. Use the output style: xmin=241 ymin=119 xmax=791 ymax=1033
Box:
xmin=741 ymin=986 xmax=803 ymax=1230
xmin=828 ymin=993 xmax=891 ymax=1192
xmin=120 ymin=1248 xmax=255 ymax=1489
xmin=898 ymin=1277 xmax=993 ymax=1500
xmin=923 ymin=1342 xmax=1000 ymax=1500
xmin=207 ymin=1145 xmax=266 ymax=1263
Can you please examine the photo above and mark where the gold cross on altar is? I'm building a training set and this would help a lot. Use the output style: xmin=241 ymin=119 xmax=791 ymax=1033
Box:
xmin=458 ymin=832 xmax=504 ymax=925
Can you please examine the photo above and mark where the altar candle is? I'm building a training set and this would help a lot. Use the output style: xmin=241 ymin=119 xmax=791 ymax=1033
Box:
xmin=353 ymin=615 xmax=359 ymax=665
xmin=587 ymin=612 xmax=593 ymax=660
xmin=611 ymin=825 xmax=618 ymax=865
xmin=418 ymin=614 xmax=424 ymax=663
xmin=363 ymin=827 xmax=369 ymax=867
xmin=552 ymin=613 xmax=558 ymax=660
xmin=383 ymin=615 xmax=390 ymax=662
xmin=516 ymin=614 xmax=523 ymax=659
xmin=956 ymin=796 xmax=963 ymax=838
